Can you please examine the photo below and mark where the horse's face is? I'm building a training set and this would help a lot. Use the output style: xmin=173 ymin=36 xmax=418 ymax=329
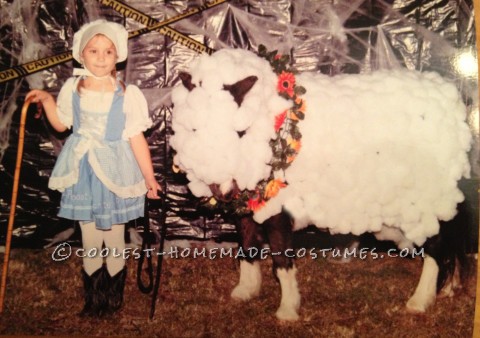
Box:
xmin=170 ymin=49 xmax=291 ymax=198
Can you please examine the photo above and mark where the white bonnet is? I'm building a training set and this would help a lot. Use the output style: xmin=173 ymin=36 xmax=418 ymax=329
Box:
xmin=72 ymin=19 xmax=128 ymax=63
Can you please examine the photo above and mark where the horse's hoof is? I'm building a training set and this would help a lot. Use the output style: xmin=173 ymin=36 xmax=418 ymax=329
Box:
xmin=231 ymin=285 xmax=257 ymax=301
xmin=275 ymin=307 xmax=299 ymax=321
xmin=438 ymin=276 xmax=461 ymax=298
xmin=405 ymin=297 xmax=431 ymax=314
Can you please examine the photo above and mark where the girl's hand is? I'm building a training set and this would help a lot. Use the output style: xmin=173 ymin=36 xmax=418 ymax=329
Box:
xmin=25 ymin=90 xmax=66 ymax=132
xmin=146 ymin=178 xmax=162 ymax=199
xmin=26 ymin=89 xmax=54 ymax=105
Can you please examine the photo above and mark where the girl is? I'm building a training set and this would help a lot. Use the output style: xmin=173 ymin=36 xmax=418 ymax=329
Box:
xmin=26 ymin=19 xmax=161 ymax=316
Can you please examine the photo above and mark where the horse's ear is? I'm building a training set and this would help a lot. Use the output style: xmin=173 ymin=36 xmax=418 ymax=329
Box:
xmin=179 ymin=72 xmax=196 ymax=91
xmin=223 ymin=76 xmax=258 ymax=106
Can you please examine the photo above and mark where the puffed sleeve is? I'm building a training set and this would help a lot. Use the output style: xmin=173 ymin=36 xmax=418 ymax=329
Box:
xmin=123 ymin=84 xmax=153 ymax=139
xmin=56 ymin=77 xmax=76 ymax=129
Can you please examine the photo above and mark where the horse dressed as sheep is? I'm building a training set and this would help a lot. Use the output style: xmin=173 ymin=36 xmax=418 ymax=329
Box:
xmin=170 ymin=47 xmax=472 ymax=320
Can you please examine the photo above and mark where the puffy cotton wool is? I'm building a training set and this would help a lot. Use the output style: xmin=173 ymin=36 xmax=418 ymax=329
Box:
xmin=170 ymin=48 xmax=472 ymax=246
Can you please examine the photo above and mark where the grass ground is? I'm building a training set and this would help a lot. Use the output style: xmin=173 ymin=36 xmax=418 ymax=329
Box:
xmin=0 ymin=245 xmax=476 ymax=337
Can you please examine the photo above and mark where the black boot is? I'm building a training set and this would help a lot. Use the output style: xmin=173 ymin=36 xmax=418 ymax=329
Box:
xmin=106 ymin=266 xmax=127 ymax=314
xmin=79 ymin=266 xmax=109 ymax=317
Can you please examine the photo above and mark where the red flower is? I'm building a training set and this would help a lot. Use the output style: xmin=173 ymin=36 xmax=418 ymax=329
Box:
xmin=277 ymin=71 xmax=295 ymax=98
xmin=274 ymin=111 xmax=287 ymax=131
xmin=274 ymin=54 xmax=282 ymax=60
xmin=247 ymin=195 xmax=266 ymax=212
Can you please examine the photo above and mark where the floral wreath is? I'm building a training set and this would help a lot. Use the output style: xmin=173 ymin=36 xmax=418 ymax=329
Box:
xmin=204 ymin=45 xmax=306 ymax=216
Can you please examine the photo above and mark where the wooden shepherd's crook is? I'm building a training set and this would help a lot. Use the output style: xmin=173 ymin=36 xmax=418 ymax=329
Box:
xmin=0 ymin=97 xmax=34 ymax=313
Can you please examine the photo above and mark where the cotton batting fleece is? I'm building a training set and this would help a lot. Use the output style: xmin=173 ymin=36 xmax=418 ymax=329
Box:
xmin=48 ymin=77 xmax=152 ymax=229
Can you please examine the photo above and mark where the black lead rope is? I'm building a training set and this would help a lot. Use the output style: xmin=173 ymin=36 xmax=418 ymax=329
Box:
xmin=136 ymin=189 xmax=168 ymax=319
xmin=137 ymin=110 xmax=170 ymax=318
xmin=136 ymin=198 xmax=154 ymax=294
xmin=149 ymin=189 xmax=167 ymax=318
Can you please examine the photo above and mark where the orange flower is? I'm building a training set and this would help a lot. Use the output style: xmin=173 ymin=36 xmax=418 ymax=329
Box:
xmin=277 ymin=71 xmax=295 ymax=97
xmin=274 ymin=111 xmax=287 ymax=131
xmin=247 ymin=196 xmax=266 ymax=212
xmin=288 ymin=109 xmax=298 ymax=121
xmin=264 ymin=179 xmax=287 ymax=199
xmin=288 ymin=98 xmax=306 ymax=121
xmin=296 ymin=97 xmax=306 ymax=114
xmin=287 ymin=137 xmax=302 ymax=153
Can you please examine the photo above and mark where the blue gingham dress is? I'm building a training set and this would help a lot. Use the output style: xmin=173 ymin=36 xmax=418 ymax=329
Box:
xmin=48 ymin=79 xmax=148 ymax=230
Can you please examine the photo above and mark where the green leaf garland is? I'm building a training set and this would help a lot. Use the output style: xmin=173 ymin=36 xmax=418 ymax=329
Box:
xmin=204 ymin=45 xmax=307 ymax=216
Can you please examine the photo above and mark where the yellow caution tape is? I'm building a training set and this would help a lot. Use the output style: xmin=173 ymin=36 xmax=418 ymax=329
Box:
xmin=0 ymin=52 xmax=73 ymax=83
xmin=0 ymin=0 xmax=227 ymax=84
xmin=97 ymin=0 xmax=215 ymax=55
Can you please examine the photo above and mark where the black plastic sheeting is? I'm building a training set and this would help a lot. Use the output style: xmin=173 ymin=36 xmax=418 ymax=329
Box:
xmin=0 ymin=0 xmax=478 ymax=251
